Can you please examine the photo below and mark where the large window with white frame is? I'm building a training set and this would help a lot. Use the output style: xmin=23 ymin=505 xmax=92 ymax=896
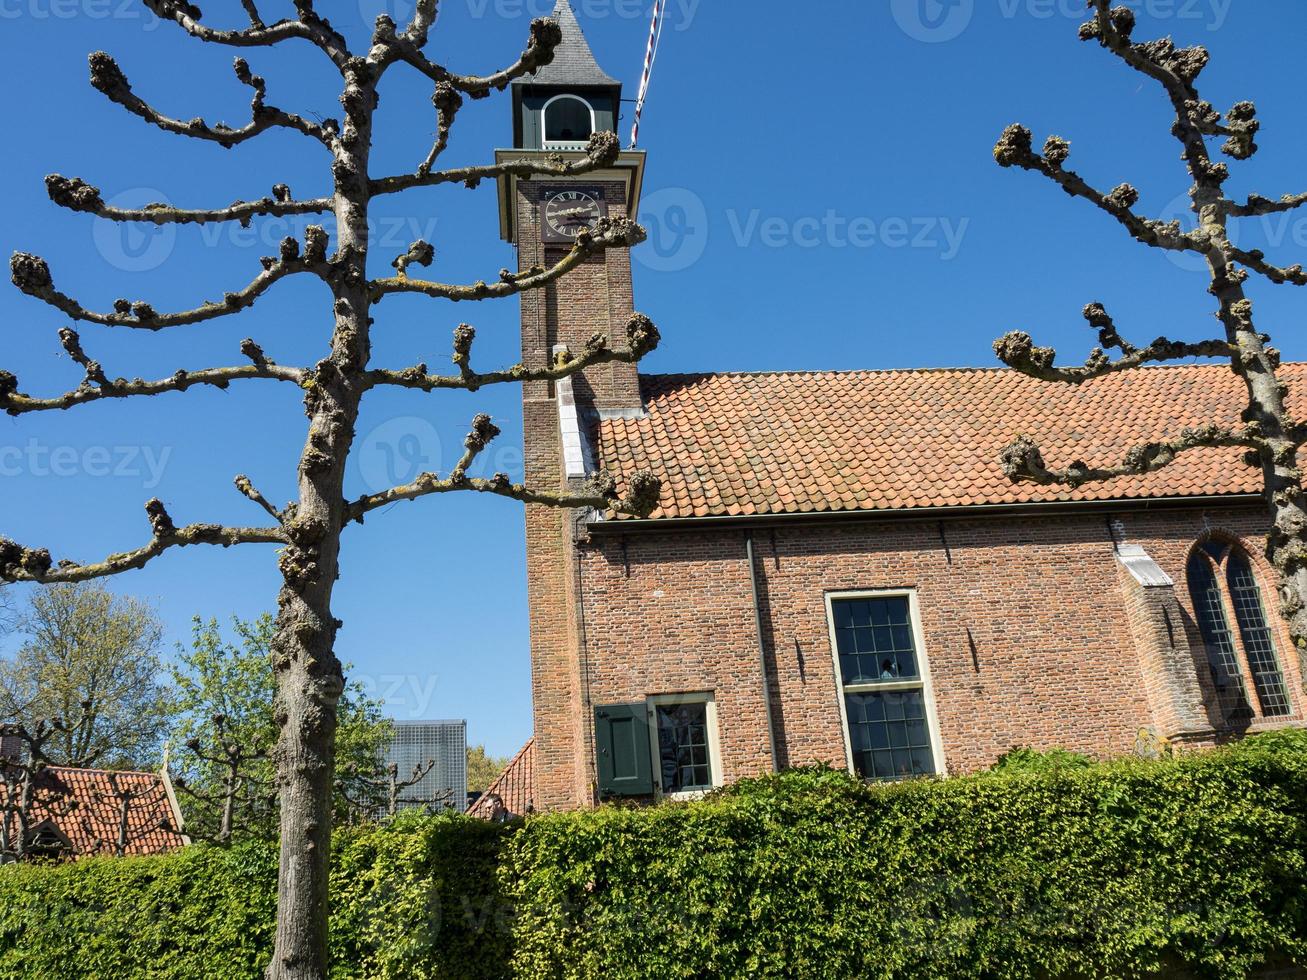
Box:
xmin=542 ymin=94 xmax=595 ymax=150
xmin=826 ymin=591 xmax=944 ymax=781
xmin=647 ymin=693 xmax=722 ymax=797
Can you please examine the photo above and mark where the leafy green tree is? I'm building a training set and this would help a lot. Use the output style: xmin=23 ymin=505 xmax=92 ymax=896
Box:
xmin=170 ymin=615 xmax=392 ymax=842
xmin=466 ymin=744 xmax=510 ymax=794
xmin=0 ymin=583 xmax=168 ymax=768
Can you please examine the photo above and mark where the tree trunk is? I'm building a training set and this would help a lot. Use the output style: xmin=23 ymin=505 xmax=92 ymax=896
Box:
xmin=266 ymin=64 xmax=374 ymax=980
xmin=1195 ymin=167 xmax=1307 ymax=686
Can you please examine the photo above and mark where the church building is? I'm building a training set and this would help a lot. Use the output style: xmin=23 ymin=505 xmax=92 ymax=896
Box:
xmin=475 ymin=2 xmax=1305 ymax=816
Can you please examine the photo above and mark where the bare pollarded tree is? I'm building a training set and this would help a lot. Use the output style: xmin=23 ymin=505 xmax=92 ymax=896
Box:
xmin=0 ymin=2 xmax=661 ymax=976
xmin=992 ymin=1 xmax=1307 ymax=686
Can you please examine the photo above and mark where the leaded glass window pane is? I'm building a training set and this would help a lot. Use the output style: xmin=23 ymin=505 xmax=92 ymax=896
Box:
xmin=1226 ymin=554 xmax=1292 ymax=717
xmin=655 ymin=702 xmax=712 ymax=793
xmin=845 ymin=690 xmax=935 ymax=781
xmin=832 ymin=597 xmax=919 ymax=685
xmin=1187 ymin=551 xmax=1254 ymax=720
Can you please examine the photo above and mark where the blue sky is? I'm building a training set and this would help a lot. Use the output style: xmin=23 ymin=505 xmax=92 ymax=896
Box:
xmin=3 ymin=1 xmax=1307 ymax=756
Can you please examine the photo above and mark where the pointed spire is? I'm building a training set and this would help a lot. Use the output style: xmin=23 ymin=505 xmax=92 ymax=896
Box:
xmin=516 ymin=0 xmax=621 ymax=88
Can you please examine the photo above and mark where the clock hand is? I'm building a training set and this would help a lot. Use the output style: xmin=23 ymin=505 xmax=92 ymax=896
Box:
xmin=552 ymin=206 xmax=596 ymax=220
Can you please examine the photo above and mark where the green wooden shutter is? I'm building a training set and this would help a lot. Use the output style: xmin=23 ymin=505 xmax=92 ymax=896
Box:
xmin=595 ymin=703 xmax=654 ymax=797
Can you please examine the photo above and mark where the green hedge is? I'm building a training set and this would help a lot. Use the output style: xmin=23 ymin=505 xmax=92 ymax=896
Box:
xmin=0 ymin=741 xmax=1303 ymax=979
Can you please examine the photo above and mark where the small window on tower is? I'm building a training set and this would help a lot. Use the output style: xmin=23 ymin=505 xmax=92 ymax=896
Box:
xmin=543 ymin=95 xmax=595 ymax=148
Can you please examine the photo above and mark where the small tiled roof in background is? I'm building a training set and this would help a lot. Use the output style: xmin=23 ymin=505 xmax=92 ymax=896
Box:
xmin=595 ymin=364 xmax=1306 ymax=521
xmin=467 ymin=738 xmax=535 ymax=820
xmin=28 ymin=766 xmax=187 ymax=857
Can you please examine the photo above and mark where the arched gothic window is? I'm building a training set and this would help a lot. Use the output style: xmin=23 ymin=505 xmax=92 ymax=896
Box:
xmin=543 ymin=94 xmax=595 ymax=148
xmin=1186 ymin=540 xmax=1292 ymax=720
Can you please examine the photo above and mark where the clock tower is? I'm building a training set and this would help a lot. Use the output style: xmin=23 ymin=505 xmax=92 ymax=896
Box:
xmin=496 ymin=0 xmax=647 ymax=810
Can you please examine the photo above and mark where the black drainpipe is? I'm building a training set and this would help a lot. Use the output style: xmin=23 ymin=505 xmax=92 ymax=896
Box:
xmin=746 ymin=532 xmax=779 ymax=772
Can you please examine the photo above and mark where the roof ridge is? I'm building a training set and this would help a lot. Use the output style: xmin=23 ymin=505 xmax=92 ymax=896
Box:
xmin=642 ymin=361 xmax=1306 ymax=381
xmin=45 ymin=765 xmax=162 ymax=777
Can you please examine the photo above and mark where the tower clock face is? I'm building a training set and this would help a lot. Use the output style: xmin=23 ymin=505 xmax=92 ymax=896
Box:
xmin=542 ymin=187 xmax=606 ymax=243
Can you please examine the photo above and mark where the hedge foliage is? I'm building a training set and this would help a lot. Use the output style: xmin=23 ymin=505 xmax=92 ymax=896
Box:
xmin=0 ymin=739 xmax=1303 ymax=979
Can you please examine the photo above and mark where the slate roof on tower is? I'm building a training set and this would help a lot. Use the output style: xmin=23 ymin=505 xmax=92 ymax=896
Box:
xmin=515 ymin=0 xmax=621 ymax=89
xmin=593 ymin=363 xmax=1307 ymax=521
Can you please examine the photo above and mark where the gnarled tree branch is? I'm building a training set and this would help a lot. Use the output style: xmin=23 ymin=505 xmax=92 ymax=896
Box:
xmin=346 ymin=414 xmax=661 ymax=523
xmin=89 ymin=52 xmax=334 ymax=150
xmin=370 ymin=215 xmax=643 ymax=302
xmin=999 ymin=424 xmax=1256 ymax=489
xmin=0 ymin=331 xmax=302 ymax=415
xmin=0 ymin=500 xmax=284 ymax=585
xmin=363 ymin=313 xmax=659 ymax=394
xmin=993 ymin=126 xmax=1196 ymax=253
xmin=143 ymin=0 xmax=351 ymax=67
xmin=1225 ymin=192 xmax=1307 ymax=218
xmin=11 ymin=231 xmax=327 ymax=330
xmin=371 ymin=129 xmax=621 ymax=197
xmin=46 ymin=175 xmax=330 ymax=227
xmin=1226 ymin=246 xmax=1307 ymax=287
xmin=380 ymin=14 xmax=561 ymax=97
xmin=994 ymin=302 xmax=1234 ymax=383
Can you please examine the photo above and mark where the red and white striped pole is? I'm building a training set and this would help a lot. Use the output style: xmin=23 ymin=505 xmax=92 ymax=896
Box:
xmin=630 ymin=0 xmax=665 ymax=148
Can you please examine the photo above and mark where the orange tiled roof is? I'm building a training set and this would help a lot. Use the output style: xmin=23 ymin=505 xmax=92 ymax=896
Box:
xmin=595 ymin=364 xmax=1304 ymax=521
xmin=467 ymin=737 xmax=535 ymax=819
xmin=27 ymin=766 xmax=187 ymax=857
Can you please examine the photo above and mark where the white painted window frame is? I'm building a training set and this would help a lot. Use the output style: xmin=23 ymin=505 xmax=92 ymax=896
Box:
xmin=645 ymin=691 xmax=723 ymax=801
xmin=542 ymin=93 xmax=597 ymax=151
xmin=824 ymin=588 xmax=948 ymax=778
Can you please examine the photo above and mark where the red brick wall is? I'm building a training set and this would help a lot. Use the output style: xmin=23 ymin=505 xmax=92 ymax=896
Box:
xmin=557 ymin=504 xmax=1304 ymax=799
